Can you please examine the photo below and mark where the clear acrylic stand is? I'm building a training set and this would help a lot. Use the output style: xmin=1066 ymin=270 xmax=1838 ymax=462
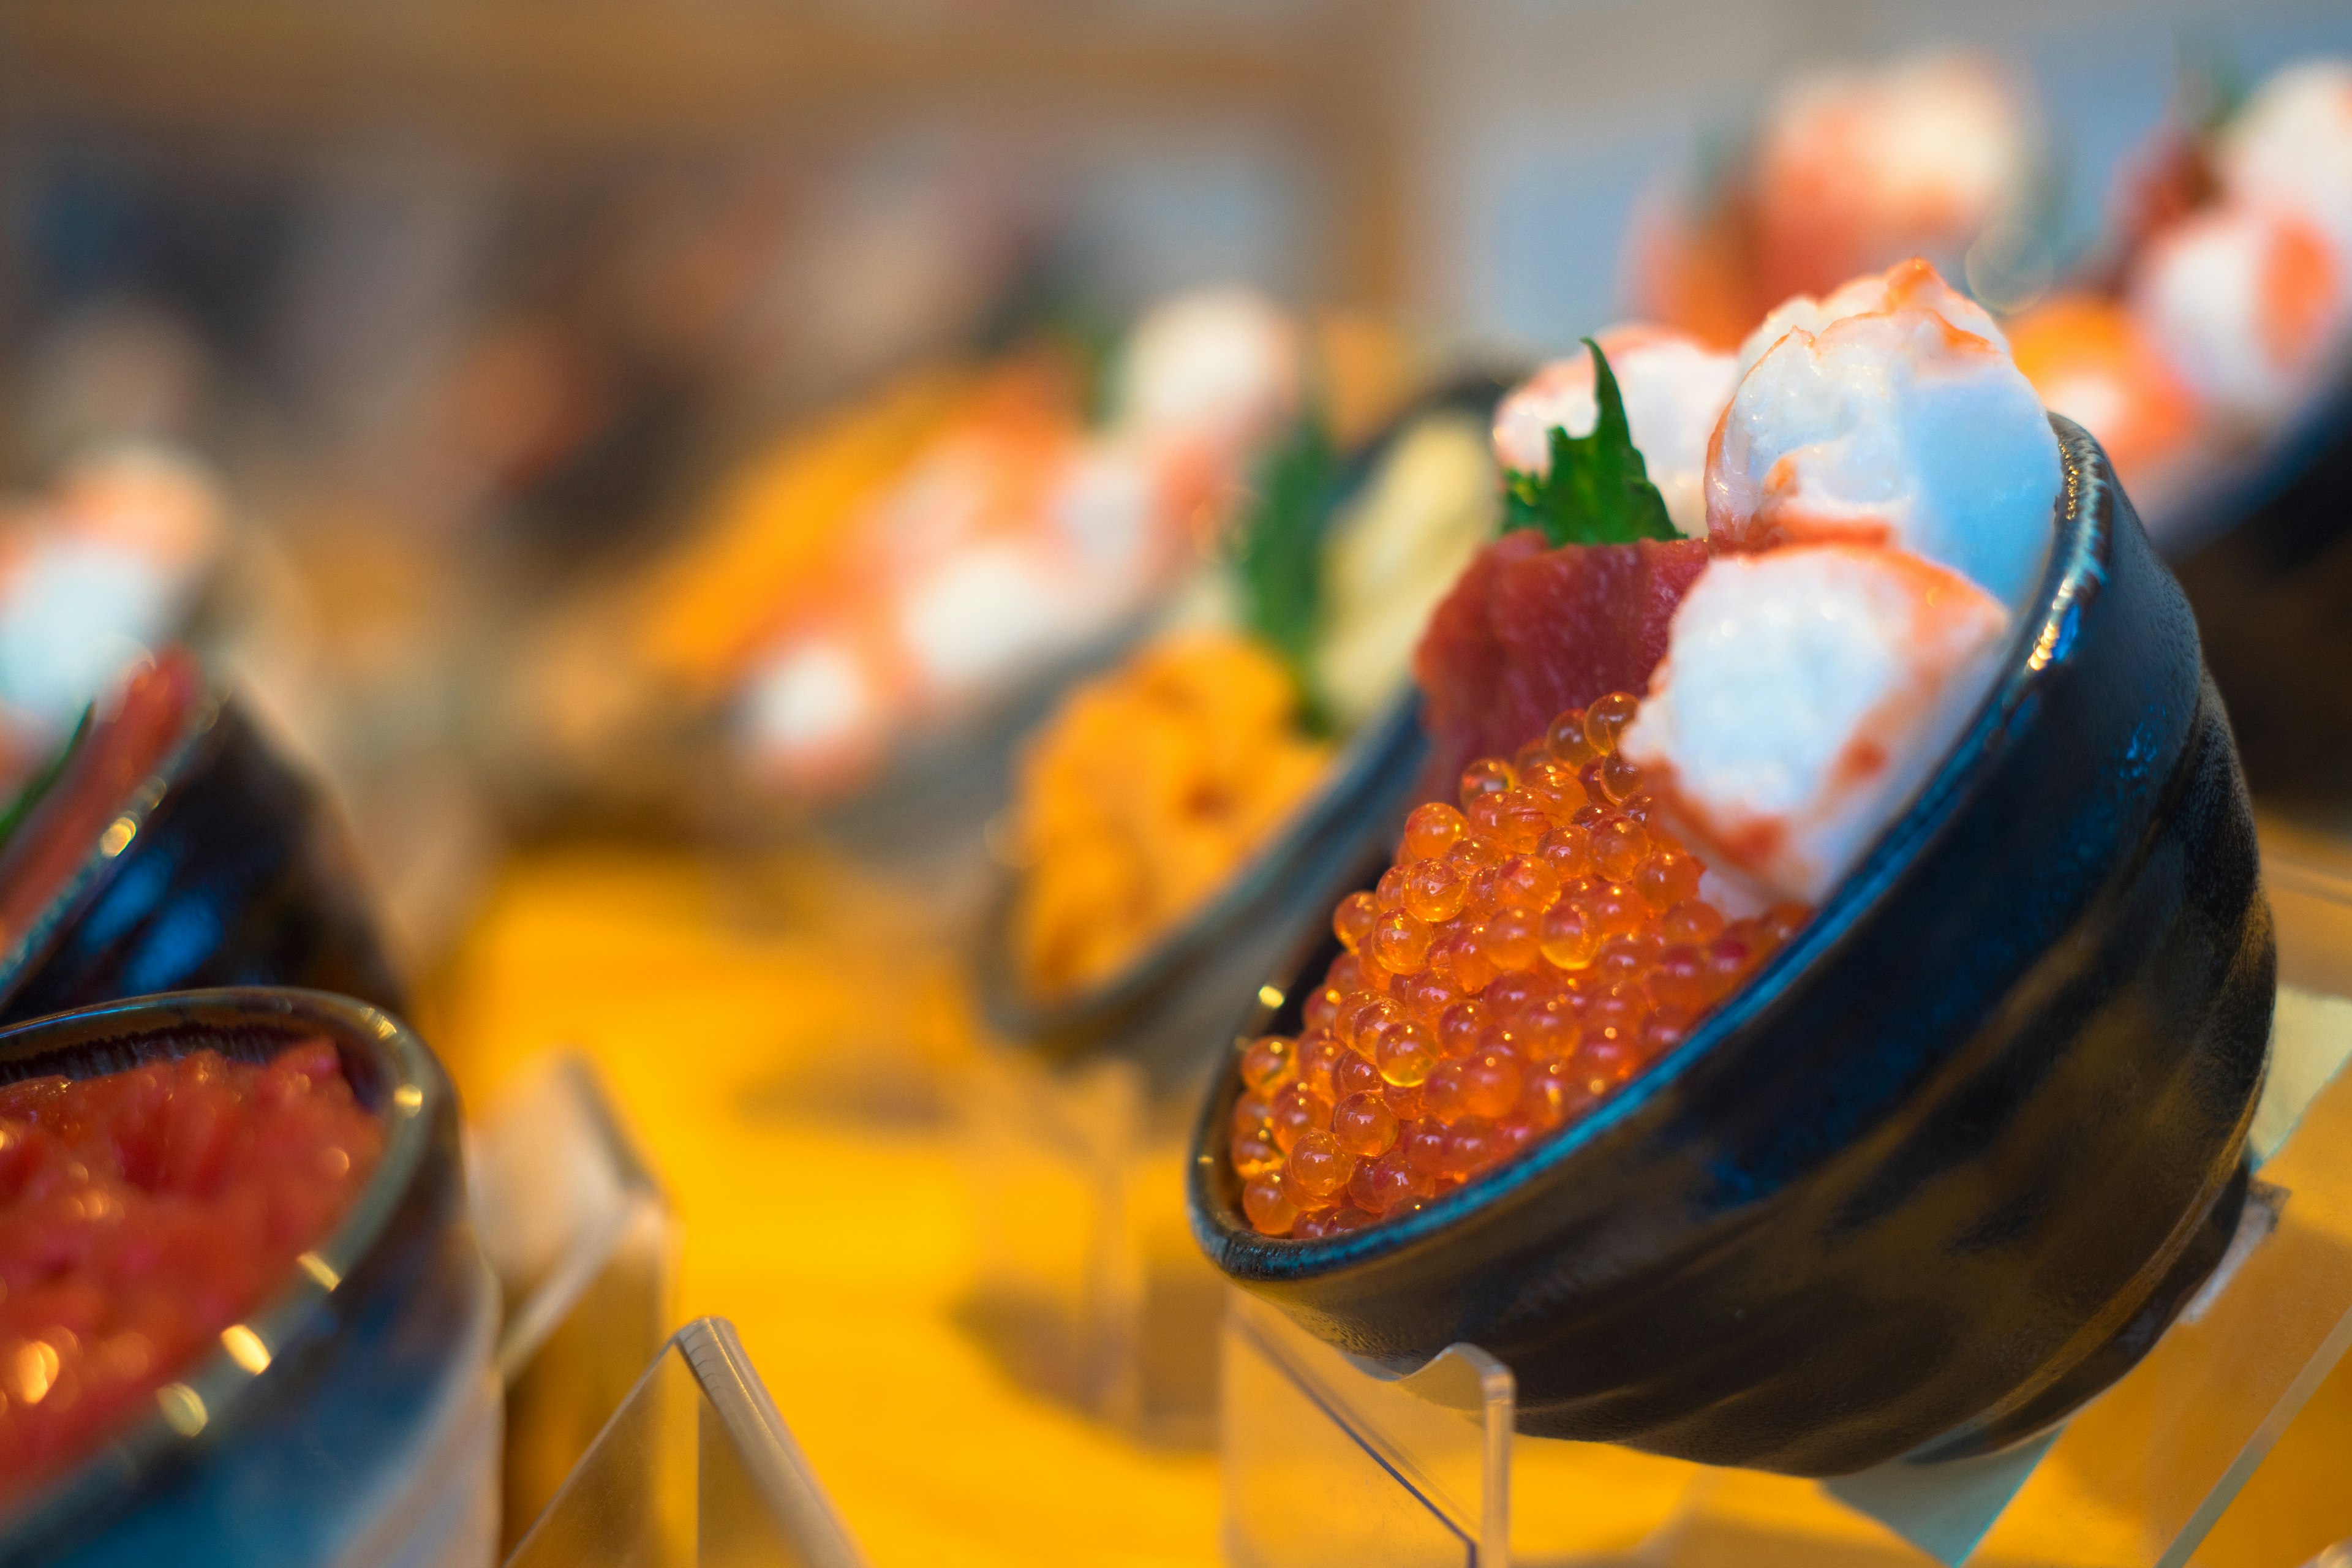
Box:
xmin=959 ymin=1047 xmax=1226 ymax=1444
xmin=1221 ymin=840 xmax=2352 ymax=1568
xmin=500 ymin=1317 xmax=864 ymax=1568
xmin=470 ymin=1053 xmax=680 ymax=1552
xmin=1224 ymin=1292 xmax=1509 ymax=1568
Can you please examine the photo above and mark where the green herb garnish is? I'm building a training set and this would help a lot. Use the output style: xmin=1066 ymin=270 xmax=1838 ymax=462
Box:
xmin=1231 ymin=408 xmax=1341 ymax=733
xmin=1501 ymin=338 xmax=1678 ymax=546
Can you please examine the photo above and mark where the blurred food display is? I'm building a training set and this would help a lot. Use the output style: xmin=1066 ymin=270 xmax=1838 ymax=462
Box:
xmin=1001 ymin=362 xmax=1496 ymax=1004
xmin=2 ymin=2 xmax=2352 ymax=1564
xmin=0 ymin=446 xmax=221 ymax=793
xmin=652 ymin=289 xmax=1300 ymax=801
xmin=1632 ymin=53 xmax=2045 ymax=347
xmin=2011 ymin=56 xmax=2352 ymax=525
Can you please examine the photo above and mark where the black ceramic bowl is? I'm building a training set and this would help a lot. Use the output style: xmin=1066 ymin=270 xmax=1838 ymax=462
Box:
xmin=0 ymin=673 xmax=402 ymax=1028
xmin=1189 ymin=418 xmax=2275 ymax=1477
xmin=976 ymin=378 xmax=1507 ymax=1092
xmin=0 ymin=989 xmax=495 ymax=1567
xmin=2162 ymin=372 xmax=2352 ymax=816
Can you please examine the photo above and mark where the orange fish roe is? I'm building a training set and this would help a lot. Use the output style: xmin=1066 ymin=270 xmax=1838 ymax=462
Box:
xmin=1231 ymin=692 xmax=1809 ymax=1238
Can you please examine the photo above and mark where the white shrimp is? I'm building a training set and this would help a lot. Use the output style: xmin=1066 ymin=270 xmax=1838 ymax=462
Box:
xmin=1620 ymin=543 xmax=2010 ymax=905
xmin=1709 ymin=265 xmax=2060 ymax=613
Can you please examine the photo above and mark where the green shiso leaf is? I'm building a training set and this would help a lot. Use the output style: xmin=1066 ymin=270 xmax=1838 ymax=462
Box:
xmin=1500 ymin=338 xmax=1678 ymax=547
xmin=1231 ymin=407 xmax=1341 ymax=733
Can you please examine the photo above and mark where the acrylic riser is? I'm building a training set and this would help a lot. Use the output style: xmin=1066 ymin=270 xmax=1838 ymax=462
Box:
xmin=470 ymin=1052 xmax=680 ymax=1553
xmin=501 ymin=1317 xmax=862 ymax=1568
xmin=960 ymin=1045 xmax=1226 ymax=1446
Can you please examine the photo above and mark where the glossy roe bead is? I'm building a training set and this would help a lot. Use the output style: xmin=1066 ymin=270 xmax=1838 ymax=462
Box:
xmin=1492 ymin=854 xmax=1561 ymax=912
xmin=1231 ymin=1129 xmax=1283 ymax=1178
xmin=1584 ymin=691 xmax=1638 ymax=752
xmin=1287 ymin=1131 xmax=1356 ymax=1199
xmin=1596 ymin=752 xmax=1643 ymax=805
xmin=1270 ymin=1085 xmax=1332 ymax=1152
xmin=1591 ymin=816 xmax=1649 ymax=882
xmin=1333 ymin=892 xmax=1378 ymax=953
xmin=1371 ymin=910 xmax=1434 ymax=974
xmin=1238 ymin=1035 xmax=1297 ymax=1093
xmin=1401 ymin=801 xmax=1468 ymax=861
xmin=1539 ymin=824 xmax=1594 ymax=881
xmin=1539 ymin=902 xmax=1600 ymax=970
xmin=1403 ymin=858 xmax=1467 ymax=922
xmin=1447 ymin=835 xmax=1502 ymax=872
xmin=1332 ymin=1091 xmax=1399 ymax=1157
xmin=1547 ymin=709 xmax=1600 ymax=767
xmin=1634 ymin=847 xmax=1703 ymax=910
xmin=1461 ymin=1045 xmax=1524 ymax=1119
xmin=1243 ymin=1174 xmax=1300 ymax=1235
xmin=1659 ymin=899 xmax=1726 ymax=946
xmin=1332 ymin=1050 xmax=1387 ymax=1101
xmin=1483 ymin=909 xmax=1539 ymax=971
xmin=1438 ymin=999 xmax=1490 ymax=1057
xmin=1458 ymin=758 xmax=1517 ymax=812
xmin=1588 ymin=884 xmax=1648 ymax=939
xmin=1375 ymin=1019 xmax=1438 ymax=1087
xmin=1450 ymin=925 xmax=1498 ymax=993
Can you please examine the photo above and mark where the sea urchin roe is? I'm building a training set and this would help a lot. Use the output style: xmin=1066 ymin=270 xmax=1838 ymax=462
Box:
xmin=1247 ymin=693 xmax=1811 ymax=1237
xmin=1011 ymin=631 xmax=1332 ymax=998
xmin=0 ymin=1041 xmax=385 ymax=1499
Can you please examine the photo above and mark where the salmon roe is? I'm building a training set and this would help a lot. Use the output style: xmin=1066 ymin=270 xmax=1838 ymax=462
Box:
xmin=1233 ymin=693 xmax=1809 ymax=1237
xmin=0 ymin=1041 xmax=385 ymax=1498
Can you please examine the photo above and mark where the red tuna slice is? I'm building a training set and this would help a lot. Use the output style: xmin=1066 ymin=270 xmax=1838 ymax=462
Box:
xmin=1414 ymin=532 xmax=1712 ymax=796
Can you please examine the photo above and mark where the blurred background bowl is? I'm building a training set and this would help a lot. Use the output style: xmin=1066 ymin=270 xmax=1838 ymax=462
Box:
xmin=2165 ymin=372 xmax=2352 ymax=821
xmin=0 ymin=664 xmax=402 ymax=1028
xmin=0 ymin=987 xmax=494 ymax=1568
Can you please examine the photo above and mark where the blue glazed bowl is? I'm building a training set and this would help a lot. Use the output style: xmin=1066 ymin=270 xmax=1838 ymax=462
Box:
xmin=0 ymin=685 xmax=404 ymax=1028
xmin=0 ymin=988 xmax=496 ymax=1568
xmin=2163 ymin=375 xmax=2352 ymax=815
xmin=976 ymin=378 xmax=1505 ymax=1092
xmin=1189 ymin=419 xmax=2275 ymax=1477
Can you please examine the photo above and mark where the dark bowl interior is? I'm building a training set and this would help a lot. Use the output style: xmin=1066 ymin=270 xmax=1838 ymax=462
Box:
xmin=975 ymin=375 xmax=1507 ymax=1093
xmin=0 ymin=678 xmax=403 ymax=1029
xmin=2163 ymin=371 xmax=2352 ymax=818
xmin=1189 ymin=418 xmax=2275 ymax=1477
xmin=0 ymin=988 xmax=483 ymax=1567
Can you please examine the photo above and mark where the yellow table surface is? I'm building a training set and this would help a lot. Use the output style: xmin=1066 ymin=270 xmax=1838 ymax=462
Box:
xmin=429 ymin=846 xmax=1221 ymax=1568
xmin=428 ymin=846 xmax=2352 ymax=1568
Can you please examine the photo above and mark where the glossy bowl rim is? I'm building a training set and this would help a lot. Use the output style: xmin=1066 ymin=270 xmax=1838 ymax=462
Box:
xmin=1194 ymin=414 xmax=2116 ymax=1281
xmin=977 ymin=374 xmax=1512 ymax=1045
xmin=0 ymin=986 xmax=450 ymax=1544
xmin=0 ymin=665 xmax=228 ymax=1011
